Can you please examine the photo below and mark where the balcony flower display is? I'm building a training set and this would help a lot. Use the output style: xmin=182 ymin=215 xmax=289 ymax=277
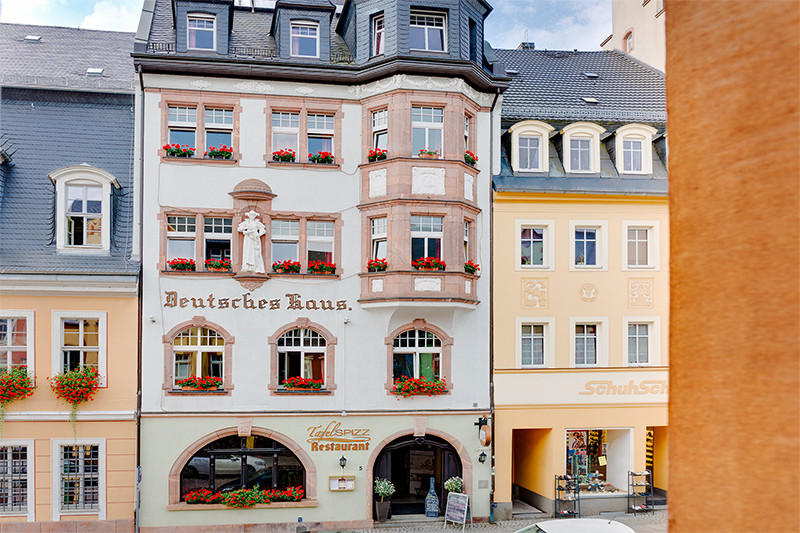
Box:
xmin=50 ymin=366 xmax=100 ymax=436
xmin=282 ymin=376 xmax=323 ymax=390
xmin=205 ymin=258 xmax=231 ymax=272
xmin=307 ymin=260 xmax=336 ymax=274
xmin=183 ymin=486 xmax=304 ymax=508
xmin=464 ymin=260 xmax=480 ymax=275
xmin=368 ymin=148 xmax=387 ymax=162
xmin=368 ymin=258 xmax=388 ymax=272
xmin=163 ymin=143 xmax=195 ymax=157
xmin=412 ymin=257 xmax=446 ymax=271
xmin=390 ymin=376 xmax=448 ymax=397
xmin=167 ymin=257 xmax=196 ymax=271
xmin=418 ymin=148 xmax=439 ymax=159
xmin=309 ymin=151 xmax=335 ymax=164
xmin=204 ymin=145 xmax=233 ymax=159
xmin=0 ymin=366 xmax=35 ymax=437
xmin=272 ymin=260 xmax=301 ymax=273
xmin=464 ymin=150 xmax=478 ymax=166
xmin=176 ymin=376 xmax=222 ymax=390
xmin=272 ymin=148 xmax=296 ymax=162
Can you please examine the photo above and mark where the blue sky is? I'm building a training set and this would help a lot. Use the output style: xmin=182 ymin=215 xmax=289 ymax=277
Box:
xmin=0 ymin=0 xmax=611 ymax=51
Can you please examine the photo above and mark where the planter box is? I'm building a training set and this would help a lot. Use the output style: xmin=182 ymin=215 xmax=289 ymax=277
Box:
xmin=283 ymin=387 xmax=323 ymax=392
xmin=418 ymin=153 xmax=439 ymax=159
xmin=180 ymin=386 xmax=221 ymax=391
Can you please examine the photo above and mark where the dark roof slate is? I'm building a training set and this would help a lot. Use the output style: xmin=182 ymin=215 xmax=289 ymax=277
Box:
xmin=493 ymin=175 xmax=668 ymax=196
xmin=495 ymin=49 xmax=665 ymax=123
xmin=0 ymin=23 xmax=135 ymax=93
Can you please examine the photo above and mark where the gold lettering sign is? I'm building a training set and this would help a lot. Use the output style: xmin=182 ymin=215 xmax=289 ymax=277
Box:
xmin=578 ymin=379 xmax=667 ymax=395
xmin=307 ymin=421 xmax=371 ymax=452
xmin=163 ymin=291 xmax=350 ymax=311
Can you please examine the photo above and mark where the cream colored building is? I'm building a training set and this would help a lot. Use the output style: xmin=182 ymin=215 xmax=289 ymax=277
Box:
xmin=601 ymin=0 xmax=666 ymax=72
xmin=491 ymin=47 xmax=668 ymax=518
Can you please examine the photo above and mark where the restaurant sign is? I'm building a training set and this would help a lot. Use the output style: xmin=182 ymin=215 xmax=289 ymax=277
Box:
xmin=307 ymin=421 xmax=371 ymax=452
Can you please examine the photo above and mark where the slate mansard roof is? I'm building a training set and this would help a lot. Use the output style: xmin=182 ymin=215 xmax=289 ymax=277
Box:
xmin=0 ymin=25 xmax=138 ymax=275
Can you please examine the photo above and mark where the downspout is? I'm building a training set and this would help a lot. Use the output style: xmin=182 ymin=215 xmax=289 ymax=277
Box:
xmin=488 ymin=87 xmax=500 ymax=523
xmin=134 ymin=63 xmax=145 ymax=533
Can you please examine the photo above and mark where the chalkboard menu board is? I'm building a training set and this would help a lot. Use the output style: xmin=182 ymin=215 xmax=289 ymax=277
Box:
xmin=444 ymin=492 xmax=469 ymax=530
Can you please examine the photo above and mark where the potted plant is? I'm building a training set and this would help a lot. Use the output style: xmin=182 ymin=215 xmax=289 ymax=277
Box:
xmin=368 ymin=148 xmax=387 ymax=162
xmin=418 ymin=148 xmax=439 ymax=159
xmin=272 ymin=260 xmax=301 ymax=273
xmin=167 ymin=257 xmax=195 ymax=271
xmin=176 ymin=376 xmax=223 ymax=391
xmin=368 ymin=258 xmax=388 ymax=272
xmin=464 ymin=150 xmax=478 ymax=166
xmin=307 ymin=260 xmax=336 ymax=274
xmin=205 ymin=258 xmax=231 ymax=272
xmin=412 ymin=257 xmax=446 ymax=271
xmin=50 ymin=366 xmax=101 ymax=437
xmin=464 ymin=260 xmax=480 ymax=275
xmin=374 ymin=478 xmax=395 ymax=522
xmin=444 ymin=476 xmax=464 ymax=494
xmin=0 ymin=366 xmax=35 ymax=438
xmin=281 ymin=376 xmax=323 ymax=391
xmin=204 ymin=145 xmax=233 ymax=159
xmin=390 ymin=375 xmax=448 ymax=397
xmin=309 ymin=151 xmax=335 ymax=164
xmin=163 ymin=143 xmax=195 ymax=157
xmin=272 ymin=149 xmax=296 ymax=162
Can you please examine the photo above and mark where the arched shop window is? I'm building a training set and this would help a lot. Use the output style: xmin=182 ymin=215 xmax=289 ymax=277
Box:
xmin=180 ymin=435 xmax=305 ymax=499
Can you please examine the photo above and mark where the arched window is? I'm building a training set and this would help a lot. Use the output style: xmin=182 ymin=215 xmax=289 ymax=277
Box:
xmin=277 ymin=328 xmax=325 ymax=386
xmin=392 ymin=329 xmax=442 ymax=381
xmin=508 ymin=120 xmax=555 ymax=172
xmin=180 ymin=435 xmax=304 ymax=500
xmin=173 ymin=326 xmax=224 ymax=388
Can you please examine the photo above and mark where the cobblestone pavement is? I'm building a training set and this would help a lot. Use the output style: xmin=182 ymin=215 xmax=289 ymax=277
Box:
xmin=349 ymin=510 xmax=667 ymax=533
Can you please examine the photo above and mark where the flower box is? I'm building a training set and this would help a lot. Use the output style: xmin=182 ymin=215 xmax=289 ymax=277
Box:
xmin=163 ymin=143 xmax=195 ymax=157
xmin=205 ymin=145 xmax=233 ymax=159
xmin=168 ymin=258 xmax=196 ymax=271
xmin=205 ymin=258 xmax=231 ymax=272
xmin=176 ymin=376 xmax=223 ymax=390
xmin=412 ymin=257 xmax=446 ymax=271
xmin=464 ymin=260 xmax=480 ymax=275
xmin=418 ymin=150 xmax=439 ymax=159
xmin=368 ymin=149 xmax=388 ymax=162
xmin=391 ymin=376 xmax=448 ymax=397
xmin=309 ymin=151 xmax=335 ymax=164
xmin=464 ymin=150 xmax=478 ymax=166
xmin=307 ymin=260 xmax=336 ymax=274
xmin=272 ymin=260 xmax=301 ymax=273
xmin=281 ymin=377 xmax=323 ymax=390
xmin=272 ymin=149 xmax=296 ymax=162
xmin=368 ymin=258 xmax=388 ymax=272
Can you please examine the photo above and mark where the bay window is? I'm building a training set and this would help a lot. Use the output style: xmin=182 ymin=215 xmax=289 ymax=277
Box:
xmin=372 ymin=15 xmax=385 ymax=56
xmin=412 ymin=106 xmax=443 ymax=155
xmin=372 ymin=109 xmax=388 ymax=150
xmin=371 ymin=217 xmax=387 ymax=259
xmin=410 ymin=11 xmax=446 ymax=52
xmin=411 ymin=215 xmax=443 ymax=260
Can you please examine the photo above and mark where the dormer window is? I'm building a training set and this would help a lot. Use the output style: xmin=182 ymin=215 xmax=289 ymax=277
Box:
xmin=614 ymin=124 xmax=658 ymax=174
xmin=187 ymin=14 xmax=215 ymax=51
xmin=291 ymin=22 xmax=319 ymax=58
xmin=562 ymin=122 xmax=606 ymax=174
xmin=372 ymin=15 xmax=385 ymax=56
xmin=508 ymin=120 xmax=554 ymax=172
xmin=410 ymin=11 xmax=446 ymax=52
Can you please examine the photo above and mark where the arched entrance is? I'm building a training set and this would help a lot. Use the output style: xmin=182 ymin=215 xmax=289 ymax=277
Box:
xmin=372 ymin=434 xmax=462 ymax=517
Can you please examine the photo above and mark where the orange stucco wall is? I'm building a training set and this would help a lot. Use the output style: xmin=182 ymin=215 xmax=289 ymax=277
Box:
xmin=667 ymin=1 xmax=800 ymax=531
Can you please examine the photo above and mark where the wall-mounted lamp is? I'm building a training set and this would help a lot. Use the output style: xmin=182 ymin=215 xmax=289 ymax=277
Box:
xmin=339 ymin=455 xmax=347 ymax=470
xmin=478 ymin=451 xmax=487 ymax=464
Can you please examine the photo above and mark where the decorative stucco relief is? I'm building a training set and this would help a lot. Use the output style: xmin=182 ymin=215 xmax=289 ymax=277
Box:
xmin=414 ymin=278 xmax=442 ymax=292
xmin=295 ymin=86 xmax=314 ymax=95
xmin=369 ymin=169 xmax=387 ymax=198
xmin=628 ymin=278 xmax=654 ymax=308
xmin=464 ymin=174 xmax=474 ymax=201
xmin=521 ymin=278 xmax=548 ymax=308
xmin=233 ymin=81 xmax=274 ymax=93
xmin=412 ymin=167 xmax=445 ymax=195
xmin=347 ymin=74 xmax=494 ymax=106
xmin=371 ymin=279 xmax=384 ymax=293
xmin=191 ymin=80 xmax=211 ymax=89
xmin=579 ymin=283 xmax=599 ymax=302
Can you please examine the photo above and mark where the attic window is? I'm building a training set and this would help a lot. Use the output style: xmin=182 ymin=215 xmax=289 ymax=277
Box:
xmin=581 ymin=97 xmax=599 ymax=104
xmin=86 ymin=68 xmax=104 ymax=77
xmin=582 ymin=71 xmax=599 ymax=79
xmin=24 ymin=35 xmax=41 ymax=42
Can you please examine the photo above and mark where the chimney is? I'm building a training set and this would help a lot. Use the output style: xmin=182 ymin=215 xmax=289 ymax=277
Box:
xmin=517 ymin=42 xmax=535 ymax=50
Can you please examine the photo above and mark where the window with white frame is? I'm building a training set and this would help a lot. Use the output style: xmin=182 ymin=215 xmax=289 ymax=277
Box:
xmin=464 ymin=115 xmax=470 ymax=151
xmin=372 ymin=14 xmax=385 ymax=56
xmin=204 ymin=217 xmax=232 ymax=267
xmin=520 ymin=226 xmax=545 ymax=266
xmin=0 ymin=444 xmax=32 ymax=516
xmin=516 ymin=219 xmax=554 ymax=270
xmin=409 ymin=11 xmax=446 ymax=52
xmin=393 ymin=329 xmax=441 ymax=381
xmin=188 ymin=14 xmax=215 ymax=50
xmin=570 ymin=220 xmax=608 ymax=270
xmin=628 ymin=323 xmax=649 ymax=365
xmin=204 ymin=108 xmax=233 ymax=151
xmin=519 ymin=136 xmax=541 ymax=170
xmin=521 ymin=324 xmax=545 ymax=366
xmin=0 ymin=312 xmax=33 ymax=370
xmin=562 ymin=122 xmax=605 ymax=173
xmin=65 ymin=184 xmax=103 ymax=247
xmin=307 ymin=114 xmax=334 ymax=156
xmin=167 ymin=105 xmax=197 ymax=148
xmin=615 ymin=124 xmax=657 ymax=174
xmin=625 ymin=31 xmax=634 ymax=53
xmin=291 ymin=22 xmax=319 ymax=57
xmin=623 ymin=221 xmax=659 ymax=270
xmin=411 ymin=106 xmax=443 ymax=155
xmin=575 ymin=324 xmax=598 ymax=366
xmin=272 ymin=112 xmax=299 ymax=153
xmin=570 ymin=137 xmax=591 ymax=172
xmin=622 ymin=138 xmax=643 ymax=172
xmin=411 ymin=215 xmax=443 ymax=260
xmin=575 ymin=227 xmax=597 ymax=266
xmin=58 ymin=444 xmax=100 ymax=512
xmin=52 ymin=312 xmax=106 ymax=385
xmin=307 ymin=221 xmax=334 ymax=263
xmin=277 ymin=328 xmax=326 ymax=386
xmin=463 ymin=221 xmax=470 ymax=262
xmin=271 ymin=220 xmax=299 ymax=262
xmin=372 ymin=109 xmax=388 ymax=150
xmin=371 ymin=217 xmax=387 ymax=259
xmin=627 ymin=227 xmax=649 ymax=267
xmin=509 ymin=120 xmax=554 ymax=172
xmin=173 ymin=326 xmax=224 ymax=387
xmin=166 ymin=216 xmax=196 ymax=262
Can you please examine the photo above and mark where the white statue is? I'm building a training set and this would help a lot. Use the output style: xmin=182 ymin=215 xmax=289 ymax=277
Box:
xmin=237 ymin=210 xmax=266 ymax=273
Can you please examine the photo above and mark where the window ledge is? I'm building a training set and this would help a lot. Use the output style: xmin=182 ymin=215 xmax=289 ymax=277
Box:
xmin=385 ymin=390 xmax=451 ymax=397
xmin=273 ymin=389 xmax=333 ymax=395
xmin=268 ymin=161 xmax=341 ymax=170
xmin=167 ymin=500 xmax=317 ymax=511
xmin=359 ymin=157 xmax=478 ymax=172
xmin=360 ymin=269 xmax=477 ymax=277
xmin=166 ymin=389 xmax=231 ymax=396
xmin=162 ymin=270 xmax=236 ymax=276
xmin=270 ymin=273 xmax=341 ymax=279
xmin=161 ymin=156 xmax=239 ymax=165
xmin=58 ymin=247 xmax=110 ymax=255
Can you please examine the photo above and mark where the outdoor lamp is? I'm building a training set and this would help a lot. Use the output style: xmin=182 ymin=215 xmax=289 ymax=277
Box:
xmin=478 ymin=451 xmax=487 ymax=464
xmin=339 ymin=455 xmax=347 ymax=469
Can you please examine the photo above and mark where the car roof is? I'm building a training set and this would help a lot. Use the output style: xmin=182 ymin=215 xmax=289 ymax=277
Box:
xmin=519 ymin=518 xmax=636 ymax=533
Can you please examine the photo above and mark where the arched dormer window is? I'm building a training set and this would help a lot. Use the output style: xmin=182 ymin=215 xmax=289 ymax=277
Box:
xmin=561 ymin=122 xmax=606 ymax=174
xmin=614 ymin=123 xmax=658 ymax=174
xmin=509 ymin=120 xmax=555 ymax=172
xmin=49 ymin=165 xmax=120 ymax=252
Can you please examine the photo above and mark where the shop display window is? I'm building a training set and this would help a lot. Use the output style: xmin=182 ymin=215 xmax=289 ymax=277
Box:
xmin=565 ymin=429 xmax=631 ymax=493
